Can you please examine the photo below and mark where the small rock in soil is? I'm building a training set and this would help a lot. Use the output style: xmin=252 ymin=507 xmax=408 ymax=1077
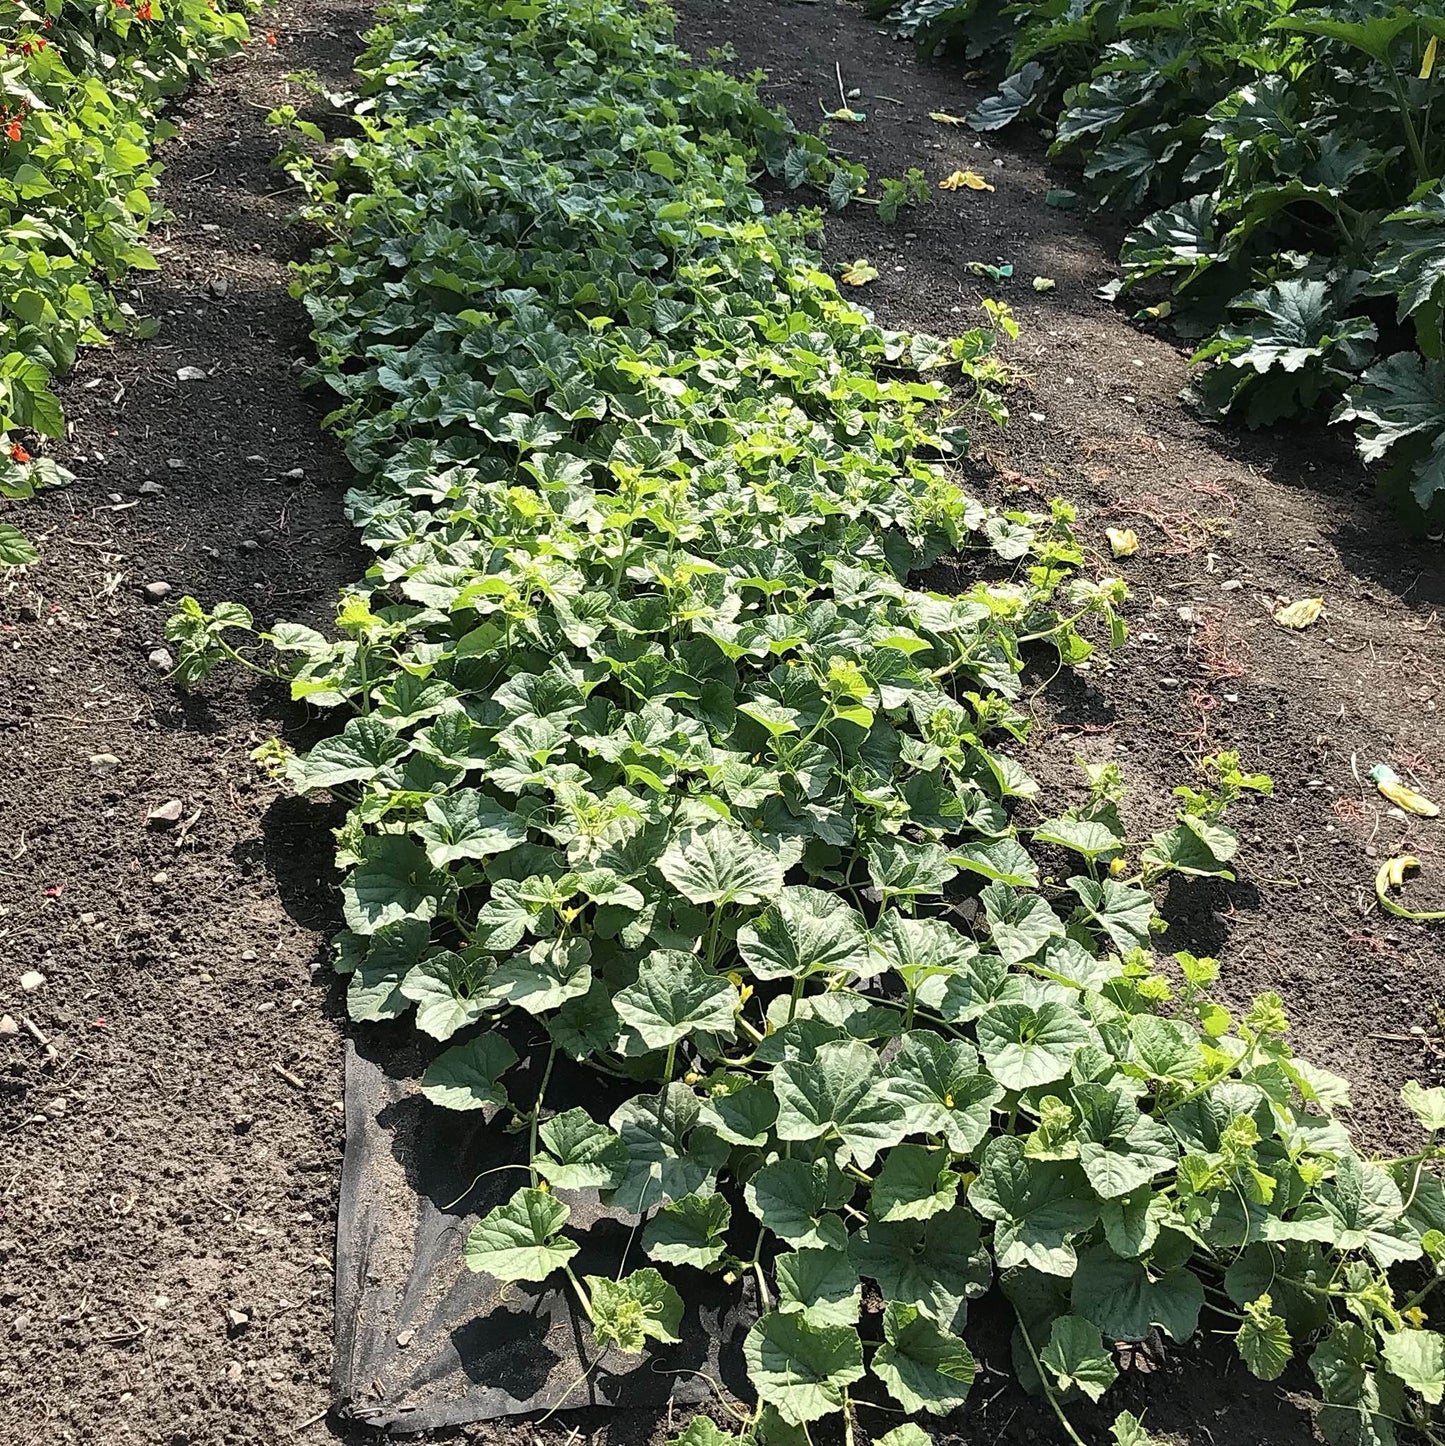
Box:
xmin=0 ymin=1015 xmax=18 ymax=1035
xmin=238 ymin=539 xmax=260 ymax=553
xmin=139 ymin=481 xmax=166 ymax=497
xmin=226 ymin=1308 xmax=250 ymax=1332
xmin=396 ymin=1329 xmax=415 ymax=1348
xmin=208 ymin=278 xmax=229 ymax=298
xmin=148 ymin=648 xmax=174 ymax=672
xmin=20 ymin=971 xmax=45 ymax=992
xmin=283 ymin=467 xmax=304 ymax=480
xmin=166 ymin=458 xmax=187 ymax=471
xmin=244 ymin=454 xmax=266 ymax=466
xmin=89 ymin=753 xmax=121 ymax=773
xmin=143 ymin=581 xmax=172 ymax=601
xmin=46 ymin=1097 xmax=67 ymax=1118
xmin=146 ymin=799 xmax=185 ymax=827
xmin=176 ymin=366 xmax=208 ymax=383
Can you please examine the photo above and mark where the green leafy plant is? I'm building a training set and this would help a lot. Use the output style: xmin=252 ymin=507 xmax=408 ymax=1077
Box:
xmin=0 ymin=0 xmax=252 ymax=544
xmin=876 ymin=166 xmax=930 ymax=222
xmin=176 ymin=0 xmax=1444 ymax=1439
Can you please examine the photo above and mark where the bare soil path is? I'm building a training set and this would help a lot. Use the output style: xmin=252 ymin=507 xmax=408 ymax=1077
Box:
xmin=0 ymin=2 xmax=364 ymax=1440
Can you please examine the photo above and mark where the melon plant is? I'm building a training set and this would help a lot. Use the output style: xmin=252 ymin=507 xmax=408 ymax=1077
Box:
xmin=170 ymin=0 xmax=1445 ymax=1439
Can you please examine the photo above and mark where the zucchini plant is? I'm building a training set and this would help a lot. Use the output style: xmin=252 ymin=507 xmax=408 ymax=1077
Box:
xmin=871 ymin=0 xmax=1445 ymax=515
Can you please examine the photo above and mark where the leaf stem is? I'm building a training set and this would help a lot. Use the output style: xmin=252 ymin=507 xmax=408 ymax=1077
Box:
xmin=528 ymin=1040 xmax=558 ymax=1186
xmin=1388 ymin=63 xmax=1431 ymax=180
xmin=705 ymin=903 xmax=726 ymax=970
xmin=748 ymin=1227 xmax=772 ymax=1312
xmin=563 ymin=1262 xmax=594 ymax=1322
xmin=1013 ymin=1314 xmax=1090 ymax=1446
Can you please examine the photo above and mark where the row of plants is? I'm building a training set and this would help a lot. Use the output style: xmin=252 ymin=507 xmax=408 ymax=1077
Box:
xmin=172 ymin=0 xmax=1445 ymax=1439
xmin=873 ymin=0 xmax=1445 ymax=515
xmin=0 ymin=0 xmax=251 ymax=562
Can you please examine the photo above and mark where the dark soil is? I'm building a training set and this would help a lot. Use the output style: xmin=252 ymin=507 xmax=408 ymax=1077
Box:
xmin=1 ymin=0 xmax=1441 ymax=1443
xmin=0 ymin=3 xmax=366 ymax=1441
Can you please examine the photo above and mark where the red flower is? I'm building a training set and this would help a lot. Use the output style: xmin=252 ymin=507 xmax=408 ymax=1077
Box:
xmin=137 ymin=3 xmax=152 ymax=17
xmin=266 ymin=29 xmax=276 ymax=43
xmin=3 ymin=120 xmax=19 ymax=142
xmin=9 ymin=444 xmax=31 ymax=463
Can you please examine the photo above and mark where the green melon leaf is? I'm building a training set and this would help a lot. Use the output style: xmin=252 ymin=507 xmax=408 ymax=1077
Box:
xmin=736 ymin=886 xmax=871 ymax=981
xmin=873 ymin=1302 xmax=977 ymax=1414
xmin=614 ymin=948 xmax=738 ymax=1050
xmin=976 ymin=1000 xmax=1094 ymax=1091
xmin=484 ymin=937 xmax=594 ymax=1016
xmin=745 ymin=1159 xmax=850 ymax=1252
xmin=882 ymin=1030 xmax=1004 ymax=1153
xmin=1071 ymin=1245 xmax=1205 ymax=1342
xmin=743 ymin=1312 xmax=864 ymax=1425
xmin=848 ymin=1207 xmax=991 ymax=1330
xmin=869 ymin=1143 xmax=962 ymax=1222
xmin=419 ymin=1031 xmax=518 ymax=1110
xmin=588 ymin=1267 xmax=684 ymax=1353
xmin=464 ymin=1187 xmax=577 ymax=1282
xmin=1236 ymin=1294 xmax=1293 ymax=1382
xmin=772 ymin=1038 xmax=909 ymax=1169
xmin=775 ymin=1248 xmax=862 ymax=1328
xmin=399 ymin=952 xmax=496 ymax=1040
xmin=658 ymin=824 xmax=786 ymax=906
xmin=968 ymin=1136 xmax=1099 ymax=1276
xmin=1041 ymin=1315 xmax=1118 ymax=1402
xmin=642 ymin=1192 xmax=731 ymax=1269
xmin=536 ymin=1107 xmax=626 ymax=1190
xmin=1380 ymin=1328 xmax=1444 ymax=1405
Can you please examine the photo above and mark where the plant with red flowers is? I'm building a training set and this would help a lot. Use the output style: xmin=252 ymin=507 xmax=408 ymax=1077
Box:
xmin=0 ymin=0 xmax=252 ymax=450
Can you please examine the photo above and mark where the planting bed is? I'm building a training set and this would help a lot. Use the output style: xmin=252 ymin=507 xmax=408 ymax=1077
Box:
xmin=0 ymin=1 xmax=1442 ymax=1445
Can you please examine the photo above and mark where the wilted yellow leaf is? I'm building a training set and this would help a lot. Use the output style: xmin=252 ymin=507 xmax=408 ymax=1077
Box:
xmin=840 ymin=259 xmax=879 ymax=286
xmin=823 ymin=106 xmax=866 ymax=123
xmin=1105 ymin=527 xmax=1138 ymax=557
xmin=1370 ymin=764 xmax=1440 ymax=818
xmin=1422 ymin=35 xmax=1438 ymax=79
xmin=1033 ymin=276 xmax=1056 ymax=293
xmin=929 ymin=110 xmax=966 ymax=124
xmin=939 ymin=169 xmax=994 ymax=192
xmin=1144 ymin=300 xmax=1172 ymax=320
xmin=1273 ymin=596 xmax=1324 ymax=629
